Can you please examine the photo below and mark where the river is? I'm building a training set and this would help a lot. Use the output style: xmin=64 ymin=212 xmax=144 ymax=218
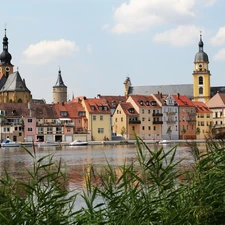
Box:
xmin=0 ymin=142 xmax=201 ymax=190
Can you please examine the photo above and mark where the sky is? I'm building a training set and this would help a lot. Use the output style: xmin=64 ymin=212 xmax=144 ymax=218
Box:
xmin=1 ymin=0 xmax=225 ymax=103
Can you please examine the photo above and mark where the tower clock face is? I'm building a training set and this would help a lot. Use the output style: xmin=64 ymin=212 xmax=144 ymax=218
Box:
xmin=5 ymin=67 xmax=10 ymax=72
xmin=198 ymin=64 xmax=202 ymax=68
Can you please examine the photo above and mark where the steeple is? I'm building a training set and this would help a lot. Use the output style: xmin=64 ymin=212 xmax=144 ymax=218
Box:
xmin=54 ymin=68 xmax=66 ymax=87
xmin=53 ymin=67 xmax=67 ymax=104
xmin=0 ymin=28 xmax=12 ymax=65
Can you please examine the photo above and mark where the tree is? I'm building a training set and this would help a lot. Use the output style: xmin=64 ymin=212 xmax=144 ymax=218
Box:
xmin=181 ymin=127 xmax=187 ymax=140
xmin=121 ymin=126 xmax=126 ymax=136
xmin=196 ymin=127 xmax=201 ymax=138
xmin=166 ymin=126 xmax=172 ymax=140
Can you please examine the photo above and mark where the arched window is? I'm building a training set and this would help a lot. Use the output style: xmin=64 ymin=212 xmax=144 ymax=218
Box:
xmin=18 ymin=99 xmax=23 ymax=103
xmin=199 ymin=76 xmax=203 ymax=85
xmin=9 ymin=99 xmax=13 ymax=103
xmin=199 ymin=87 xmax=203 ymax=95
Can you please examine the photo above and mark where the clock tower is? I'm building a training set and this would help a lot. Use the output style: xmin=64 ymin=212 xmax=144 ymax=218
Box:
xmin=193 ymin=33 xmax=210 ymax=102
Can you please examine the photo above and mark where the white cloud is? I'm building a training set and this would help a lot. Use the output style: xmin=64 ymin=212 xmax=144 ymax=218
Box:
xmin=21 ymin=39 xmax=79 ymax=65
xmin=153 ymin=25 xmax=201 ymax=46
xmin=210 ymin=27 xmax=225 ymax=46
xmin=87 ymin=44 xmax=93 ymax=53
xmin=107 ymin=0 xmax=197 ymax=34
xmin=214 ymin=48 xmax=225 ymax=61
xmin=202 ymin=0 xmax=217 ymax=7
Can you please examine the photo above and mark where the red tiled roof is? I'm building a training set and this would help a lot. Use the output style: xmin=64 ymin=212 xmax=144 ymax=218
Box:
xmin=192 ymin=101 xmax=213 ymax=113
xmin=129 ymin=95 xmax=160 ymax=107
xmin=172 ymin=94 xmax=195 ymax=107
xmin=97 ymin=95 xmax=127 ymax=108
xmin=83 ymin=98 xmax=111 ymax=114
xmin=120 ymin=102 xmax=139 ymax=116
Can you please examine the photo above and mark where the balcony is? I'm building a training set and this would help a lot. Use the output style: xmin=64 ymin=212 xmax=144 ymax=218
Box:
xmin=153 ymin=121 xmax=163 ymax=124
xmin=129 ymin=120 xmax=141 ymax=124
xmin=152 ymin=113 xmax=163 ymax=117
xmin=188 ymin=112 xmax=196 ymax=116
xmin=166 ymin=119 xmax=177 ymax=123
xmin=187 ymin=120 xmax=196 ymax=124
xmin=166 ymin=111 xmax=176 ymax=115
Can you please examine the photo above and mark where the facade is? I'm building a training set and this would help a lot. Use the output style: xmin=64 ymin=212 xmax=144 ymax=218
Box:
xmin=112 ymin=102 xmax=139 ymax=139
xmin=173 ymin=94 xmax=196 ymax=139
xmin=152 ymin=93 xmax=179 ymax=140
xmin=206 ymin=93 xmax=225 ymax=131
xmin=81 ymin=97 xmax=111 ymax=141
xmin=126 ymin=95 xmax=162 ymax=140
xmin=54 ymin=101 xmax=88 ymax=142
xmin=53 ymin=69 xmax=67 ymax=104
xmin=193 ymin=101 xmax=213 ymax=139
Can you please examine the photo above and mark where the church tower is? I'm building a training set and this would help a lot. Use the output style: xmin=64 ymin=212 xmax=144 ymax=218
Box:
xmin=193 ymin=33 xmax=211 ymax=102
xmin=53 ymin=68 xmax=67 ymax=103
xmin=0 ymin=28 xmax=14 ymax=78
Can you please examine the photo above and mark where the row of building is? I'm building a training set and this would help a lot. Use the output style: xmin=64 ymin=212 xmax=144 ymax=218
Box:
xmin=0 ymin=91 xmax=224 ymax=142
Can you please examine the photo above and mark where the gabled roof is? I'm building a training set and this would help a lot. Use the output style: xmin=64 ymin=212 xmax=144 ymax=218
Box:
xmin=54 ymin=102 xmax=86 ymax=119
xmin=97 ymin=95 xmax=126 ymax=109
xmin=0 ymin=103 xmax=58 ymax=118
xmin=172 ymin=94 xmax=195 ymax=107
xmin=128 ymin=95 xmax=160 ymax=108
xmin=83 ymin=98 xmax=111 ymax=114
xmin=119 ymin=102 xmax=139 ymax=116
xmin=206 ymin=93 xmax=225 ymax=108
xmin=0 ymin=71 xmax=30 ymax=92
xmin=193 ymin=101 xmax=212 ymax=113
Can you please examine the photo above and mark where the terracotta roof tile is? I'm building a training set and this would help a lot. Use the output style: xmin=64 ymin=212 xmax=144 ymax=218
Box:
xmin=120 ymin=102 xmax=139 ymax=116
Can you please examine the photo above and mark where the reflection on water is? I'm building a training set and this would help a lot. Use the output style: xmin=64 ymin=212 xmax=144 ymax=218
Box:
xmin=0 ymin=143 xmax=203 ymax=190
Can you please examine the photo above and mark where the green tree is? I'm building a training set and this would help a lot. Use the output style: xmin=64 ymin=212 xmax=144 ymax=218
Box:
xmin=166 ymin=126 xmax=172 ymax=140
xmin=181 ymin=127 xmax=187 ymax=140
xmin=196 ymin=127 xmax=201 ymax=137
xmin=121 ymin=126 xmax=126 ymax=136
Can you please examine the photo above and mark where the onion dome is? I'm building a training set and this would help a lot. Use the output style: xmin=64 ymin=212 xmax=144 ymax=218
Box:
xmin=194 ymin=33 xmax=209 ymax=63
xmin=0 ymin=28 xmax=12 ymax=65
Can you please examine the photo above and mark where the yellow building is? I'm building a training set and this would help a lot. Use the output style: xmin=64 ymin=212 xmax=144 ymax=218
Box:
xmin=81 ymin=97 xmax=111 ymax=141
xmin=126 ymin=95 xmax=162 ymax=140
xmin=193 ymin=101 xmax=213 ymax=139
xmin=193 ymin=33 xmax=211 ymax=103
xmin=112 ymin=101 xmax=140 ymax=140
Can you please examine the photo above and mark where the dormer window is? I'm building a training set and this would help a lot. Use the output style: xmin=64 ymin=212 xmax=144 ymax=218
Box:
xmin=104 ymin=106 xmax=108 ymax=111
xmin=128 ymin=108 xmax=135 ymax=113
xmin=139 ymin=100 xmax=143 ymax=106
xmin=60 ymin=111 xmax=68 ymax=116
xmin=91 ymin=105 xmax=95 ymax=110
xmin=98 ymin=106 xmax=103 ymax=110
xmin=150 ymin=101 xmax=157 ymax=106
xmin=145 ymin=101 xmax=149 ymax=106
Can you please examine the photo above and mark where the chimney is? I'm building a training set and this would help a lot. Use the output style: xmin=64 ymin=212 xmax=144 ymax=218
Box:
xmin=177 ymin=93 xmax=180 ymax=99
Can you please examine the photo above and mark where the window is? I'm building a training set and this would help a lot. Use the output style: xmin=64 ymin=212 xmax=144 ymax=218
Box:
xmin=38 ymin=127 xmax=43 ymax=134
xmin=78 ymin=120 xmax=80 ymax=124
xmin=56 ymin=127 xmax=62 ymax=134
xmin=121 ymin=117 xmax=123 ymax=122
xmin=93 ymin=115 xmax=96 ymax=121
xmin=100 ymin=115 xmax=103 ymax=121
xmin=142 ymin=126 xmax=145 ymax=130
xmin=98 ymin=128 xmax=104 ymax=133
xmin=148 ymin=126 xmax=151 ymax=130
xmin=28 ymin=127 xmax=32 ymax=132
xmin=199 ymin=76 xmax=203 ymax=85
xmin=115 ymin=118 xmax=117 ymax=122
xmin=132 ymin=126 xmax=135 ymax=131
xmin=60 ymin=111 xmax=68 ymax=116
xmin=142 ymin=109 xmax=144 ymax=114
xmin=47 ymin=127 xmax=52 ymax=134
xmin=154 ymin=126 xmax=156 ymax=131
xmin=28 ymin=118 xmax=32 ymax=123
xmin=67 ymin=128 xmax=71 ymax=132
xmin=142 ymin=117 xmax=145 ymax=121
xmin=199 ymin=87 xmax=203 ymax=95
xmin=148 ymin=109 xmax=150 ymax=114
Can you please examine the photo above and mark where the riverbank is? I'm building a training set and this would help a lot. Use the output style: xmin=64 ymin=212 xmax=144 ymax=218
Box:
xmin=20 ymin=139 xmax=211 ymax=147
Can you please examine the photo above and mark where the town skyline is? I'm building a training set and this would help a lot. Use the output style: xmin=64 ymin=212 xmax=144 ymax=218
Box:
xmin=2 ymin=0 xmax=225 ymax=103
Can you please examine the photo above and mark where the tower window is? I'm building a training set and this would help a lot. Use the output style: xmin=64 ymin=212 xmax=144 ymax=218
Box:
xmin=199 ymin=87 xmax=203 ymax=95
xmin=199 ymin=76 xmax=203 ymax=85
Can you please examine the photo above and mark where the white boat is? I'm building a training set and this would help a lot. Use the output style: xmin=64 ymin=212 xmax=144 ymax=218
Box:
xmin=158 ymin=140 xmax=170 ymax=145
xmin=1 ymin=139 xmax=20 ymax=147
xmin=69 ymin=140 xmax=88 ymax=146
xmin=37 ymin=141 xmax=60 ymax=147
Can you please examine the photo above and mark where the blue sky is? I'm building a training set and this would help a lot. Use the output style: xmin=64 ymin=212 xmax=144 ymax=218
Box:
xmin=1 ymin=0 xmax=225 ymax=103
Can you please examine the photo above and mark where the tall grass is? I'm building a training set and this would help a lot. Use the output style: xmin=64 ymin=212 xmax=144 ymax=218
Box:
xmin=1 ymin=136 xmax=225 ymax=224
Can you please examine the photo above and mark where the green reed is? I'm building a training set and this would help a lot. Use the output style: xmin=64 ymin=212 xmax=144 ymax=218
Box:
xmin=1 ymin=136 xmax=225 ymax=224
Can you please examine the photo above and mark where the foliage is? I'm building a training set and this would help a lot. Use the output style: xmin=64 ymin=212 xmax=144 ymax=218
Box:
xmin=166 ymin=126 xmax=172 ymax=139
xmin=1 ymin=137 xmax=225 ymax=224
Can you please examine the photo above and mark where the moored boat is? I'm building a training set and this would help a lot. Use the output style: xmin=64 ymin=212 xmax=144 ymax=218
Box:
xmin=1 ymin=139 xmax=21 ymax=147
xmin=69 ymin=140 xmax=88 ymax=146
xmin=37 ymin=141 xmax=60 ymax=147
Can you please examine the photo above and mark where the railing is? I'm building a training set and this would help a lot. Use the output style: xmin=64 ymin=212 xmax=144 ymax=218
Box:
xmin=153 ymin=121 xmax=163 ymax=124
xmin=166 ymin=120 xmax=177 ymax=123
xmin=129 ymin=120 xmax=141 ymax=124
xmin=166 ymin=112 xmax=176 ymax=115
xmin=152 ymin=113 xmax=163 ymax=117
xmin=187 ymin=120 xmax=196 ymax=124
